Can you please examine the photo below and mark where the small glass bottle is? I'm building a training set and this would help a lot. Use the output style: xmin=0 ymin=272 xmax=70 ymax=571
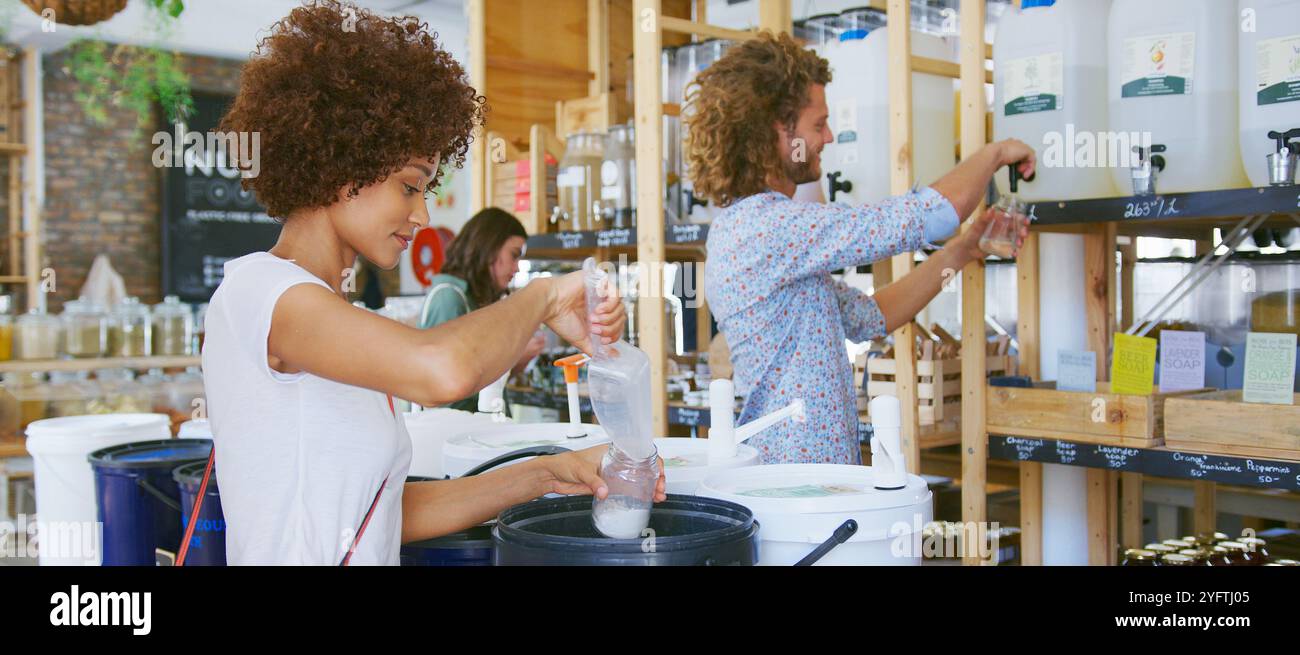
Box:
xmin=108 ymin=297 xmax=152 ymax=358
xmin=980 ymin=166 xmax=1029 ymax=259
xmin=591 ymin=445 xmax=660 ymax=539
xmin=151 ymin=296 xmax=193 ymax=357
xmin=15 ymin=308 xmax=61 ymax=360
xmin=62 ymin=297 xmax=108 ymax=359
xmin=1121 ymin=549 xmax=1160 ymax=566
xmin=0 ymin=313 xmax=13 ymax=361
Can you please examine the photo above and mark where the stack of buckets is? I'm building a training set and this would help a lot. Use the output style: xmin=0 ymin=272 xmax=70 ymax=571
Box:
xmin=26 ymin=414 xmax=223 ymax=566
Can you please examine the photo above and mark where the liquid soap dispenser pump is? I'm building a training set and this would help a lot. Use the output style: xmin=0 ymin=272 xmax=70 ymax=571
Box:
xmin=867 ymin=395 xmax=907 ymax=491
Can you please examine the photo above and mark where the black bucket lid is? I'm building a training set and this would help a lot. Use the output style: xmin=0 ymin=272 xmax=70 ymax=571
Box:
xmin=172 ymin=459 xmax=218 ymax=489
xmin=494 ymin=494 xmax=756 ymax=553
xmin=89 ymin=438 xmax=212 ymax=469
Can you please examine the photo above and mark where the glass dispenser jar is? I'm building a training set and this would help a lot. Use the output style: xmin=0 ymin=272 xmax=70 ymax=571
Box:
xmin=553 ymin=132 xmax=605 ymax=232
xmin=15 ymin=308 xmax=61 ymax=360
xmin=151 ymin=296 xmax=193 ymax=356
xmin=90 ymin=368 xmax=150 ymax=414
xmin=62 ymin=297 xmax=108 ymax=359
xmin=109 ymin=297 xmax=152 ymax=358
xmin=598 ymin=123 xmax=637 ymax=229
xmin=0 ymin=313 xmax=13 ymax=361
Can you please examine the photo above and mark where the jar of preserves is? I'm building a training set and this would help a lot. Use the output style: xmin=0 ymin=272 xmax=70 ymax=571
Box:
xmin=108 ymin=298 xmax=151 ymax=357
xmin=151 ymin=296 xmax=192 ymax=357
xmin=1178 ymin=548 xmax=1212 ymax=566
xmin=1206 ymin=545 xmax=1232 ymax=567
xmin=1145 ymin=544 xmax=1179 ymax=557
xmin=1238 ymin=537 xmax=1269 ymax=564
xmin=1161 ymin=553 xmax=1196 ymax=567
xmin=15 ymin=309 xmax=61 ymax=360
xmin=61 ymin=298 xmax=108 ymax=358
xmin=1122 ymin=549 xmax=1161 ymax=566
xmin=1219 ymin=541 xmax=1252 ymax=566
xmin=1274 ymin=559 xmax=1299 ymax=566
xmin=0 ymin=313 xmax=13 ymax=361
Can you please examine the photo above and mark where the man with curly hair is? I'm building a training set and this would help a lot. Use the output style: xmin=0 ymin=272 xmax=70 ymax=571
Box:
xmin=686 ymin=32 xmax=1036 ymax=465
xmin=203 ymin=1 xmax=662 ymax=565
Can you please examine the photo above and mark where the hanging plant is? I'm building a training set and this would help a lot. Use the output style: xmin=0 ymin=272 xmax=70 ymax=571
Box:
xmin=63 ymin=0 xmax=193 ymax=129
xmin=20 ymin=0 xmax=129 ymax=26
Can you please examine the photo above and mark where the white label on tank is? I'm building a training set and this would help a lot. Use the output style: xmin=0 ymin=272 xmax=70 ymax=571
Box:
xmin=1121 ymin=32 xmax=1196 ymax=98
xmin=600 ymin=160 xmax=619 ymax=186
xmin=1003 ymin=52 xmax=1063 ymax=116
xmin=557 ymin=167 xmax=585 ymax=188
xmin=737 ymin=483 xmax=864 ymax=498
xmin=1256 ymin=34 xmax=1300 ymax=106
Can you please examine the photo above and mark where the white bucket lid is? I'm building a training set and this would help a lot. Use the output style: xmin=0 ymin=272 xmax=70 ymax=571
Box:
xmin=25 ymin=414 xmax=173 ymax=456
xmin=403 ymin=408 xmax=492 ymax=432
xmin=657 ymin=437 xmax=758 ymax=472
xmin=443 ymin=423 xmax=609 ymax=458
xmin=698 ymin=464 xmax=930 ymax=515
xmin=177 ymin=419 xmax=211 ymax=439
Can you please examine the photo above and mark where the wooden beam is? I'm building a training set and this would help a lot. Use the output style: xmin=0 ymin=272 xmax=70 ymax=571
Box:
xmin=659 ymin=16 xmax=757 ymax=42
xmin=1193 ymin=480 xmax=1217 ymax=536
xmin=1087 ymin=467 xmax=1114 ymax=565
xmin=1083 ymin=224 xmax=1115 ymax=380
xmin=1015 ymin=232 xmax=1041 ymax=565
xmin=468 ymin=0 xmax=487 ymax=213
xmin=589 ymin=0 xmax=610 ymax=97
xmin=757 ymin=0 xmax=793 ymax=35
xmin=1119 ymin=239 xmax=1136 ymax=331
xmin=911 ymin=56 xmax=993 ymax=84
xmin=485 ymin=56 xmax=596 ymax=83
xmin=886 ymin=0 xmax=921 ymax=476
xmin=21 ymin=47 xmax=38 ymax=311
xmin=958 ymin=0 xmax=988 ymax=566
xmin=634 ymin=0 xmax=669 ymax=437
xmin=528 ymin=124 xmax=563 ymax=235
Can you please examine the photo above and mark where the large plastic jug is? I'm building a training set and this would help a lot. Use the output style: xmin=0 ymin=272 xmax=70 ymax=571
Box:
xmin=821 ymin=7 xmax=957 ymax=206
xmin=1238 ymin=0 xmax=1300 ymax=188
xmin=994 ymin=0 xmax=1118 ymax=201
xmin=582 ymin=258 xmax=656 ymax=461
xmin=1108 ymin=0 xmax=1250 ymax=194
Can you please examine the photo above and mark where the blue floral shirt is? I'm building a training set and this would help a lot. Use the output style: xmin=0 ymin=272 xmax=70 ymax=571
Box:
xmin=705 ymin=188 xmax=959 ymax=464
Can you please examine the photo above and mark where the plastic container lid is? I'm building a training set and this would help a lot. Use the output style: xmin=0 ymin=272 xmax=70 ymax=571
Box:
xmin=1020 ymin=0 xmax=1055 ymax=8
xmin=177 ymin=419 xmax=212 ymax=439
xmin=698 ymin=464 xmax=930 ymax=515
xmin=172 ymin=459 xmax=216 ymax=489
xmin=444 ymin=423 xmax=609 ymax=458
xmin=25 ymin=413 xmax=172 ymax=455
xmin=152 ymin=295 xmax=193 ymax=319
xmin=88 ymin=438 xmax=211 ymax=469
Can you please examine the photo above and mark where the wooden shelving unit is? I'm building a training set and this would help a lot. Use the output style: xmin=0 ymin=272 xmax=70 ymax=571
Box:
xmin=0 ymin=355 xmax=200 ymax=374
xmin=0 ymin=48 xmax=40 ymax=310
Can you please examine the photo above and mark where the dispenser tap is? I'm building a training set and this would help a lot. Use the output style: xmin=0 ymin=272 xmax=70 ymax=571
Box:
xmin=707 ymin=378 xmax=806 ymax=465
xmin=827 ymin=171 xmax=853 ymax=202
xmin=476 ymin=371 xmax=512 ymax=423
xmin=550 ymin=205 xmax=567 ymax=225
xmin=553 ymin=353 xmax=591 ymax=438
xmin=1266 ymin=129 xmax=1300 ymax=187
xmin=867 ymin=395 xmax=907 ymax=490
xmin=1131 ymin=144 xmax=1167 ymax=196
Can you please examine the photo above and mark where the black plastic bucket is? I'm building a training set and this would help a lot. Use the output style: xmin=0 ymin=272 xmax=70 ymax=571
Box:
xmin=493 ymin=494 xmax=759 ymax=566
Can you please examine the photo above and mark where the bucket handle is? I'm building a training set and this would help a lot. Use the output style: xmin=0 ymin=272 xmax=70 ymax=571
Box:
xmin=136 ymin=478 xmax=183 ymax=514
xmin=794 ymin=519 xmax=858 ymax=567
xmin=459 ymin=446 xmax=573 ymax=478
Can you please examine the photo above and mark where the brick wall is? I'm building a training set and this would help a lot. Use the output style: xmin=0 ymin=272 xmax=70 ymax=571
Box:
xmin=39 ymin=48 xmax=245 ymax=312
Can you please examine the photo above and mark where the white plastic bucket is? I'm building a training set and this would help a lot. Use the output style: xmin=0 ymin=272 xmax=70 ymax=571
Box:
xmin=25 ymin=414 xmax=172 ymax=565
xmin=177 ymin=419 xmax=212 ymax=439
xmin=697 ymin=464 xmax=933 ymax=566
xmin=403 ymin=409 xmax=497 ymax=479
xmin=655 ymin=437 xmax=759 ymax=495
xmin=442 ymin=423 xmax=609 ymax=478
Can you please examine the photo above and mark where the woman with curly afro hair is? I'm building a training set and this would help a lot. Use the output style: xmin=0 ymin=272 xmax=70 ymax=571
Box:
xmin=203 ymin=0 xmax=661 ymax=565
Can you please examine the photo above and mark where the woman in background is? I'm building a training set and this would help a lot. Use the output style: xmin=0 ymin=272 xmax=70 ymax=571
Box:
xmin=419 ymin=208 xmax=545 ymax=411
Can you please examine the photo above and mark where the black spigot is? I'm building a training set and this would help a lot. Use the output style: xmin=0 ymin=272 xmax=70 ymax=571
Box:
xmin=1135 ymin=144 xmax=1167 ymax=171
xmin=827 ymin=171 xmax=853 ymax=202
xmin=1268 ymin=128 xmax=1300 ymax=153
xmin=684 ymin=189 xmax=709 ymax=213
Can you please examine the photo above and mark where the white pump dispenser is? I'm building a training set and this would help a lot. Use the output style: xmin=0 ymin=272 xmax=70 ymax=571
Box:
xmin=868 ymin=395 xmax=907 ymax=490
xmin=476 ymin=371 xmax=511 ymax=423
xmin=707 ymin=378 xmax=806 ymax=465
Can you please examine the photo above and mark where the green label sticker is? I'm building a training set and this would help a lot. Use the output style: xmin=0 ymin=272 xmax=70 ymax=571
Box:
xmin=1002 ymin=53 xmax=1063 ymax=116
xmin=1121 ymin=32 xmax=1196 ymax=99
xmin=1256 ymin=35 xmax=1300 ymax=106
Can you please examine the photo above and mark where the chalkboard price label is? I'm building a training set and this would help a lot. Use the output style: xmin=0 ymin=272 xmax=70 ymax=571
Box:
xmin=596 ymin=228 xmax=633 ymax=248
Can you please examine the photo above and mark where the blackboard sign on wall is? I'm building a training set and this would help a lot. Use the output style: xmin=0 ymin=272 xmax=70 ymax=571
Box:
xmin=160 ymin=93 xmax=281 ymax=303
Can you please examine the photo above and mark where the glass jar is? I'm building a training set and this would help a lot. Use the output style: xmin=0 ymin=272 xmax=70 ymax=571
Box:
xmin=1274 ymin=559 xmax=1299 ymax=566
xmin=136 ymin=368 xmax=171 ymax=415
xmin=1178 ymin=548 xmax=1212 ymax=566
xmin=1161 ymin=553 xmax=1196 ymax=567
xmin=167 ymin=367 xmax=205 ymax=429
xmin=0 ymin=372 xmax=24 ymax=440
xmin=1145 ymin=544 xmax=1178 ymax=558
xmin=1205 ymin=545 xmax=1232 ymax=567
xmin=15 ymin=308 xmax=61 ymax=360
xmin=0 ymin=314 xmax=13 ymax=361
xmin=10 ymin=371 xmax=50 ymax=430
xmin=590 ymin=445 xmax=660 ymax=539
xmin=980 ymin=190 xmax=1028 ymax=259
xmin=553 ymin=132 xmax=605 ymax=232
xmin=598 ymin=123 xmax=637 ymax=229
xmin=89 ymin=368 xmax=150 ymax=414
xmin=1121 ymin=549 xmax=1160 ymax=566
xmin=47 ymin=370 xmax=98 ymax=418
xmin=193 ymin=303 xmax=208 ymax=355
xmin=108 ymin=297 xmax=152 ymax=357
xmin=151 ymin=296 xmax=193 ymax=357
xmin=1219 ymin=541 xmax=1252 ymax=566
xmin=61 ymin=297 xmax=108 ymax=359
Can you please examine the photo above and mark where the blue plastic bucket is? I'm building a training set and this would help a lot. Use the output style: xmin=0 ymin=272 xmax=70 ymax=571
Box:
xmin=173 ymin=459 xmax=226 ymax=566
xmin=88 ymin=439 xmax=212 ymax=566
xmin=399 ymin=476 xmax=495 ymax=566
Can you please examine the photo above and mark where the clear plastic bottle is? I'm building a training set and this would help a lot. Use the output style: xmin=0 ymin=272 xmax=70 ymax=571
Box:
xmin=583 ymin=258 xmax=660 ymax=538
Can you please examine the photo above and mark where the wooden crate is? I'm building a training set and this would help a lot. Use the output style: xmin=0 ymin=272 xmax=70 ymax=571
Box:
xmin=986 ymin=382 xmax=1213 ymax=448
xmin=863 ymin=354 xmax=1017 ymax=426
xmin=1163 ymin=390 xmax=1300 ymax=460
